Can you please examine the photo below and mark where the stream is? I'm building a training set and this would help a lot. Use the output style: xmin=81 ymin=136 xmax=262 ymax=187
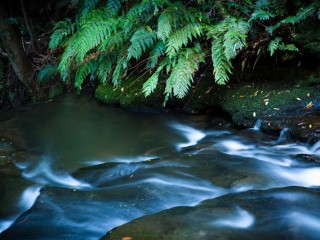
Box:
xmin=0 ymin=94 xmax=320 ymax=239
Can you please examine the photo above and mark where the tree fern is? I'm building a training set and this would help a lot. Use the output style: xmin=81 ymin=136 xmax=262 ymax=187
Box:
xmin=127 ymin=28 xmax=157 ymax=60
xmin=37 ymin=64 xmax=58 ymax=83
xmin=166 ymin=23 xmax=203 ymax=58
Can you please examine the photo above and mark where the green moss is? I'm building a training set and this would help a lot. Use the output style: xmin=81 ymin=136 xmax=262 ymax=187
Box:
xmin=95 ymin=84 xmax=121 ymax=105
xmin=221 ymin=68 xmax=320 ymax=126
xmin=95 ymin=77 xmax=165 ymax=111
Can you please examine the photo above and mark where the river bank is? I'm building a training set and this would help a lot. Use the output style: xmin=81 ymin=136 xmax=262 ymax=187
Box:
xmin=95 ymin=65 xmax=320 ymax=143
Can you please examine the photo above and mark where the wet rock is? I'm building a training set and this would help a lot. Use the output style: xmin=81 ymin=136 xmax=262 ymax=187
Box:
xmin=102 ymin=187 xmax=320 ymax=240
xmin=0 ymin=160 xmax=34 ymax=221
xmin=292 ymin=154 xmax=320 ymax=167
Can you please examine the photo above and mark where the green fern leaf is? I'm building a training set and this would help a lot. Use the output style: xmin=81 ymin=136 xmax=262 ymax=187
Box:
xmin=112 ymin=54 xmax=128 ymax=86
xmin=75 ymin=16 xmax=118 ymax=61
xmin=281 ymin=4 xmax=316 ymax=24
xmin=127 ymin=28 xmax=157 ymax=60
xmin=280 ymin=43 xmax=299 ymax=52
xmin=249 ymin=9 xmax=275 ymax=21
xmin=268 ymin=37 xmax=282 ymax=56
xmin=146 ymin=41 xmax=166 ymax=69
xmin=79 ymin=0 xmax=100 ymax=16
xmin=212 ymin=37 xmax=232 ymax=85
xmin=107 ymin=0 xmax=122 ymax=16
xmin=157 ymin=11 xmax=172 ymax=41
xmin=75 ymin=61 xmax=95 ymax=89
xmin=49 ymin=19 xmax=74 ymax=49
xmin=143 ymin=70 xmax=160 ymax=96
xmin=223 ymin=20 xmax=249 ymax=60
xmin=165 ymin=44 xmax=205 ymax=98
xmin=96 ymin=55 xmax=115 ymax=83
xmin=37 ymin=64 xmax=58 ymax=83
xmin=166 ymin=23 xmax=203 ymax=58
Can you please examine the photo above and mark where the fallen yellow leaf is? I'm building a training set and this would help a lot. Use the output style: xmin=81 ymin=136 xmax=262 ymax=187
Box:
xmin=306 ymin=101 xmax=313 ymax=109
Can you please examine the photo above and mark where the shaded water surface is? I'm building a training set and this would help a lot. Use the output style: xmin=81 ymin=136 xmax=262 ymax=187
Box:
xmin=0 ymin=94 xmax=319 ymax=239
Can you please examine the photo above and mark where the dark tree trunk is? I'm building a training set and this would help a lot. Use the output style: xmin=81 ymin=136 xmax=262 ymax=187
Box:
xmin=20 ymin=0 xmax=37 ymax=51
xmin=0 ymin=2 xmax=37 ymax=97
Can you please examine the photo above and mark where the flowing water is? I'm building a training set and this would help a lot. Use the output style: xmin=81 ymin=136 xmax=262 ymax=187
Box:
xmin=0 ymin=94 xmax=319 ymax=239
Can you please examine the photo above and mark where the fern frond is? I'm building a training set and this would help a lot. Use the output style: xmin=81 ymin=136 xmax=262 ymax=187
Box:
xmin=166 ymin=23 xmax=203 ymax=58
xmin=165 ymin=44 xmax=205 ymax=98
xmin=281 ymin=4 xmax=316 ymax=24
xmin=268 ymin=37 xmax=282 ymax=56
xmin=157 ymin=11 xmax=172 ymax=41
xmin=268 ymin=3 xmax=317 ymax=34
xmin=279 ymin=43 xmax=299 ymax=53
xmin=268 ymin=37 xmax=299 ymax=56
xmin=146 ymin=41 xmax=166 ymax=69
xmin=249 ymin=9 xmax=275 ymax=22
xmin=127 ymin=28 xmax=157 ymax=60
xmin=223 ymin=20 xmax=249 ymax=59
xmin=99 ymin=26 xmax=127 ymax=51
xmin=124 ymin=4 xmax=152 ymax=35
xmin=75 ymin=15 xmax=118 ymax=61
xmin=107 ymin=0 xmax=122 ymax=16
xmin=96 ymin=54 xmax=115 ymax=83
xmin=49 ymin=19 xmax=74 ymax=49
xmin=37 ymin=64 xmax=58 ymax=83
xmin=112 ymin=53 xmax=128 ymax=86
xmin=75 ymin=61 xmax=95 ymax=89
xmin=143 ymin=70 xmax=161 ymax=96
xmin=79 ymin=0 xmax=100 ymax=17
xmin=212 ymin=37 xmax=232 ymax=85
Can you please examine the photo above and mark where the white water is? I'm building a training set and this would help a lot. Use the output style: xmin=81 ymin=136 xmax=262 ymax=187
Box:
xmin=213 ymin=207 xmax=255 ymax=229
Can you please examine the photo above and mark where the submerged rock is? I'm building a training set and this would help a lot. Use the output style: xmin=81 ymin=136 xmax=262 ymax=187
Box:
xmin=102 ymin=187 xmax=320 ymax=240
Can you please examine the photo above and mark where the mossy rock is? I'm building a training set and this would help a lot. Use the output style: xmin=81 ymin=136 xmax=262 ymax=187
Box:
xmin=220 ymin=66 xmax=320 ymax=141
xmin=95 ymin=75 xmax=223 ymax=114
